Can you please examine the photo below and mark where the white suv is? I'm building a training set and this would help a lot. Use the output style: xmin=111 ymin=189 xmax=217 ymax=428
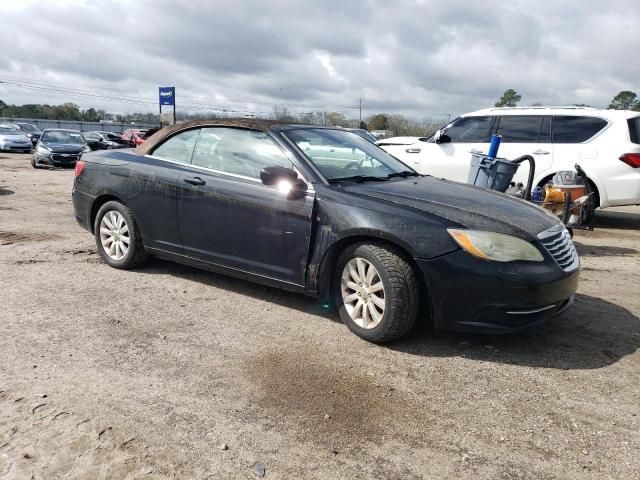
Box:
xmin=380 ymin=107 xmax=640 ymax=209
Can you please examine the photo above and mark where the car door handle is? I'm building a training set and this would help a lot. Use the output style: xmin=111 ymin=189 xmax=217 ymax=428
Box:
xmin=183 ymin=176 xmax=206 ymax=186
xmin=533 ymin=149 xmax=550 ymax=155
xmin=469 ymin=149 xmax=483 ymax=154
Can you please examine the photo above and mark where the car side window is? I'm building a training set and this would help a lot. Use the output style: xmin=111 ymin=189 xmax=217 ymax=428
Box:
xmin=552 ymin=116 xmax=608 ymax=143
xmin=629 ymin=117 xmax=640 ymax=144
xmin=495 ymin=116 xmax=545 ymax=143
xmin=192 ymin=127 xmax=292 ymax=179
xmin=539 ymin=116 xmax=551 ymax=143
xmin=444 ymin=116 xmax=493 ymax=143
xmin=152 ymin=129 xmax=200 ymax=164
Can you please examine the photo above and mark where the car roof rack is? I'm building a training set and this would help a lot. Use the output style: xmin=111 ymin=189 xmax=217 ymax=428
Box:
xmin=489 ymin=106 xmax=598 ymax=111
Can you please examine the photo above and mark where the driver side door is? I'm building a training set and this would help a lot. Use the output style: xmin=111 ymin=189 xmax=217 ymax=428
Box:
xmin=177 ymin=127 xmax=315 ymax=285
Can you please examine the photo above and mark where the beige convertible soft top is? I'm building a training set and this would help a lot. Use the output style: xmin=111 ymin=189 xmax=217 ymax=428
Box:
xmin=135 ymin=118 xmax=284 ymax=156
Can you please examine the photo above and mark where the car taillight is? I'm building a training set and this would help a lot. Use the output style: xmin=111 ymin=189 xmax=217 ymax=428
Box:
xmin=619 ymin=153 xmax=640 ymax=168
xmin=75 ymin=160 xmax=86 ymax=176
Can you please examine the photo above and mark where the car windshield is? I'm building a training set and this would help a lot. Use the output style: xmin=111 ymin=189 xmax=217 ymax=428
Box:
xmin=285 ymin=128 xmax=417 ymax=182
xmin=18 ymin=123 xmax=41 ymax=133
xmin=351 ymin=129 xmax=378 ymax=143
xmin=42 ymin=131 xmax=85 ymax=144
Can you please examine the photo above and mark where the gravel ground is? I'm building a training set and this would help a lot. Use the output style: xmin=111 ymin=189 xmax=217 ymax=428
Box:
xmin=1 ymin=152 xmax=639 ymax=479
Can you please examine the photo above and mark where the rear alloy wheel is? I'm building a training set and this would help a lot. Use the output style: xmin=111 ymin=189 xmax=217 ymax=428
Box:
xmin=94 ymin=201 xmax=148 ymax=269
xmin=335 ymin=242 xmax=419 ymax=343
xmin=100 ymin=210 xmax=130 ymax=261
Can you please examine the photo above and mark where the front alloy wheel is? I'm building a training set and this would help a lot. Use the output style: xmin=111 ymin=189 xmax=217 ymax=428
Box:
xmin=341 ymin=258 xmax=385 ymax=329
xmin=335 ymin=242 xmax=419 ymax=343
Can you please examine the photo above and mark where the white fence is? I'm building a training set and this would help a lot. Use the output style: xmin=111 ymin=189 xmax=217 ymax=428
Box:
xmin=0 ymin=117 xmax=158 ymax=133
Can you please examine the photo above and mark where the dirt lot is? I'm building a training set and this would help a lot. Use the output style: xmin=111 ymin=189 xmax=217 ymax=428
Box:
xmin=1 ymin=152 xmax=639 ymax=479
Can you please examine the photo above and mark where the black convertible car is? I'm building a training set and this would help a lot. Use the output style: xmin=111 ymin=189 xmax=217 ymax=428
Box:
xmin=83 ymin=131 xmax=130 ymax=150
xmin=72 ymin=120 xmax=579 ymax=343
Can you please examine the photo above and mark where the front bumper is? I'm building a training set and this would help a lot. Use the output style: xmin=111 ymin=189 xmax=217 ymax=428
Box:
xmin=34 ymin=152 xmax=80 ymax=167
xmin=1 ymin=144 xmax=32 ymax=153
xmin=416 ymin=249 xmax=579 ymax=333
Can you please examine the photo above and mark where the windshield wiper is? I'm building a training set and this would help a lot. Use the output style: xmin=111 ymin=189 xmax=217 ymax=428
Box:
xmin=329 ymin=175 xmax=390 ymax=184
xmin=385 ymin=171 xmax=421 ymax=179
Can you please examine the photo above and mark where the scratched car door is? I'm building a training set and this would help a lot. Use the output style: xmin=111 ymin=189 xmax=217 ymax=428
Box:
xmin=177 ymin=127 xmax=315 ymax=285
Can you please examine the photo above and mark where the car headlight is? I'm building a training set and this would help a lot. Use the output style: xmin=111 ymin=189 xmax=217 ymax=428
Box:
xmin=82 ymin=145 xmax=91 ymax=153
xmin=36 ymin=145 xmax=51 ymax=155
xmin=447 ymin=229 xmax=544 ymax=262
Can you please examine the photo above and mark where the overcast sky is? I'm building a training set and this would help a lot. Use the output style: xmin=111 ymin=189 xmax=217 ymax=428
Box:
xmin=1 ymin=0 xmax=639 ymax=120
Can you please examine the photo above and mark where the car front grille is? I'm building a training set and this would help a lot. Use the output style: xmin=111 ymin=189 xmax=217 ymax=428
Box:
xmin=538 ymin=224 xmax=579 ymax=272
xmin=51 ymin=154 xmax=80 ymax=162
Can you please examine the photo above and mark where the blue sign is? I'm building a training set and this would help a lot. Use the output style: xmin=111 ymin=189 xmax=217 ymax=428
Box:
xmin=159 ymin=86 xmax=175 ymax=106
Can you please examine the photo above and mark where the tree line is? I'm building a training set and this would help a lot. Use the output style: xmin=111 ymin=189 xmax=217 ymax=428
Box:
xmin=2 ymin=89 xmax=638 ymax=136
xmin=0 ymin=99 xmax=158 ymax=123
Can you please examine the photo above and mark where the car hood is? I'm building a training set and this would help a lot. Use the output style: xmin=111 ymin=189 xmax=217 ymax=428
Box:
xmin=342 ymin=176 xmax=561 ymax=240
xmin=0 ymin=134 xmax=31 ymax=142
xmin=42 ymin=143 xmax=85 ymax=153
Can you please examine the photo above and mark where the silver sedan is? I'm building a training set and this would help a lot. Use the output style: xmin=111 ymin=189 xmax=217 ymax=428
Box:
xmin=0 ymin=126 xmax=33 ymax=153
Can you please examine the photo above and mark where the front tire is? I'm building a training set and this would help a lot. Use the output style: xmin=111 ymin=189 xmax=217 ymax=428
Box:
xmin=334 ymin=242 xmax=419 ymax=343
xmin=31 ymin=156 xmax=38 ymax=168
xmin=94 ymin=201 xmax=148 ymax=269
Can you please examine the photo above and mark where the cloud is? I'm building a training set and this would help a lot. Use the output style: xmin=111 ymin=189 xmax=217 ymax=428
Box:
xmin=0 ymin=0 xmax=638 ymax=119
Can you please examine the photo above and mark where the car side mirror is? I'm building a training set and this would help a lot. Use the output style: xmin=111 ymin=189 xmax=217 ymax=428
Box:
xmin=434 ymin=130 xmax=451 ymax=144
xmin=260 ymin=166 xmax=308 ymax=198
xmin=260 ymin=166 xmax=299 ymax=185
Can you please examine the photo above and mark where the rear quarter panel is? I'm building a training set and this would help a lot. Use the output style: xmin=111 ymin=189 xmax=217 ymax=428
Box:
xmin=75 ymin=150 xmax=183 ymax=251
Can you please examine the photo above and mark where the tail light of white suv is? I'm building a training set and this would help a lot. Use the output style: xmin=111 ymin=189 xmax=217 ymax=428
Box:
xmin=619 ymin=153 xmax=640 ymax=168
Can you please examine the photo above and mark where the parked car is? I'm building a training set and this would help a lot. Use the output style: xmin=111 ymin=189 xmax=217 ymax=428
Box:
xmin=141 ymin=127 xmax=161 ymax=139
xmin=72 ymin=120 xmax=579 ymax=343
xmin=379 ymin=107 xmax=640 ymax=210
xmin=15 ymin=122 xmax=42 ymax=145
xmin=0 ymin=126 xmax=33 ymax=153
xmin=121 ymin=129 xmax=148 ymax=146
xmin=32 ymin=129 xmax=90 ymax=168
xmin=83 ymin=131 xmax=128 ymax=150
xmin=96 ymin=131 xmax=132 ymax=147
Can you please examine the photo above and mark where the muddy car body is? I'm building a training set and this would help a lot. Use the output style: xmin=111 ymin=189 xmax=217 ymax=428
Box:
xmin=72 ymin=120 xmax=579 ymax=342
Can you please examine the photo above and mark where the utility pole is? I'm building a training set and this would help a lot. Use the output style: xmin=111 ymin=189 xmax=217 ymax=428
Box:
xmin=359 ymin=98 xmax=362 ymax=125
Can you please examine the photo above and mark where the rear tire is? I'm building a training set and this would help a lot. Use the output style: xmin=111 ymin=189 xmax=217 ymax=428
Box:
xmin=334 ymin=242 xmax=419 ymax=343
xmin=31 ymin=156 xmax=38 ymax=168
xmin=94 ymin=201 xmax=148 ymax=269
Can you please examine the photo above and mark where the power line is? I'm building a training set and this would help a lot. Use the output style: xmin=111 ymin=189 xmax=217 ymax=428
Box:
xmin=0 ymin=74 xmax=361 ymax=113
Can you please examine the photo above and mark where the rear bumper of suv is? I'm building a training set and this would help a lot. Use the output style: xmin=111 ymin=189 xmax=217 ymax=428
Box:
xmin=415 ymin=249 xmax=579 ymax=333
